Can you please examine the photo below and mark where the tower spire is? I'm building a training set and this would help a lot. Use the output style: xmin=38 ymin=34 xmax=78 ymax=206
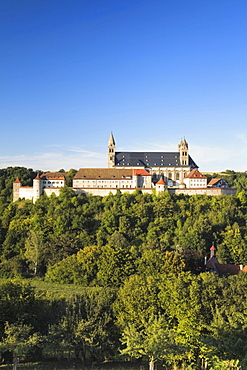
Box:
xmin=108 ymin=132 xmax=116 ymax=168
xmin=210 ymin=243 xmax=216 ymax=258
xmin=108 ymin=132 xmax=115 ymax=146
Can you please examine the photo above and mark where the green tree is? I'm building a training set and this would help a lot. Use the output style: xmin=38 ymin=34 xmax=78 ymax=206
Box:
xmin=0 ymin=323 xmax=41 ymax=366
xmin=114 ymin=275 xmax=162 ymax=331
xmin=96 ymin=244 xmax=135 ymax=287
xmin=24 ymin=230 xmax=43 ymax=275
xmin=121 ymin=315 xmax=182 ymax=370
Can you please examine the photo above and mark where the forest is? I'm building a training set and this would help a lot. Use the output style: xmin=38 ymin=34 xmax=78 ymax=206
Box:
xmin=0 ymin=167 xmax=247 ymax=370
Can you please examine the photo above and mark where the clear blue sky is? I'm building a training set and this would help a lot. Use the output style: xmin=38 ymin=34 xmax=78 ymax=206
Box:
xmin=1 ymin=0 xmax=247 ymax=172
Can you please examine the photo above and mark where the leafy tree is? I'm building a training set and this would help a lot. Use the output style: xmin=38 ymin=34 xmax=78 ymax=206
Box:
xmin=65 ymin=169 xmax=77 ymax=187
xmin=45 ymin=246 xmax=100 ymax=285
xmin=121 ymin=315 xmax=182 ymax=370
xmin=114 ymin=275 xmax=162 ymax=331
xmin=96 ymin=244 xmax=136 ymax=287
xmin=0 ymin=322 xmax=41 ymax=365
xmin=0 ymin=280 xmax=36 ymax=336
xmin=46 ymin=289 xmax=117 ymax=363
xmin=24 ymin=230 xmax=43 ymax=275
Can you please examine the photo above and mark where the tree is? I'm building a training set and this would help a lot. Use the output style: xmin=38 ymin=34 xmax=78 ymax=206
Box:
xmin=46 ymin=290 xmax=117 ymax=364
xmin=0 ymin=280 xmax=36 ymax=330
xmin=158 ymin=273 xmax=207 ymax=366
xmin=219 ymin=223 xmax=247 ymax=264
xmin=114 ymin=275 xmax=162 ymax=331
xmin=0 ymin=322 xmax=41 ymax=367
xmin=121 ymin=315 xmax=183 ymax=370
xmin=24 ymin=230 xmax=43 ymax=275
xmin=96 ymin=244 xmax=136 ymax=287
xmin=65 ymin=169 xmax=77 ymax=187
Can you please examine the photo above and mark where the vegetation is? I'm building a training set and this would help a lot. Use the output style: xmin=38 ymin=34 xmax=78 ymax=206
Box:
xmin=0 ymin=167 xmax=247 ymax=369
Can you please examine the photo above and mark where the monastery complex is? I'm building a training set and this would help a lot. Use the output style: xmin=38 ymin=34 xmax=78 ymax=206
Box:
xmin=13 ymin=133 xmax=236 ymax=202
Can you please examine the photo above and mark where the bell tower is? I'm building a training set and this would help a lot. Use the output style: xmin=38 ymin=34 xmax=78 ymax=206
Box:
xmin=178 ymin=138 xmax=189 ymax=166
xmin=108 ymin=132 xmax=116 ymax=168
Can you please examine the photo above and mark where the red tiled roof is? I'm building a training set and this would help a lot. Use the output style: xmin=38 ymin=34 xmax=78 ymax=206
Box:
xmin=208 ymin=178 xmax=220 ymax=186
xmin=210 ymin=245 xmax=216 ymax=251
xmin=184 ymin=169 xmax=207 ymax=179
xmin=156 ymin=178 xmax=166 ymax=185
xmin=133 ymin=169 xmax=151 ymax=176
xmin=34 ymin=174 xmax=41 ymax=180
xmin=14 ymin=177 xmax=21 ymax=183
xmin=208 ymin=178 xmax=229 ymax=187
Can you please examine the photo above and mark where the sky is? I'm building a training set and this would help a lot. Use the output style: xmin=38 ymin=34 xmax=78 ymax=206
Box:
xmin=1 ymin=0 xmax=247 ymax=172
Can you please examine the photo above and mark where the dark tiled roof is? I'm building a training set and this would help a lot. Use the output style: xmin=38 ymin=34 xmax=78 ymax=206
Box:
xmin=206 ymin=256 xmax=244 ymax=275
xmin=215 ymin=263 xmax=240 ymax=275
xmin=206 ymin=256 xmax=218 ymax=270
xmin=115 ymin=152 xmax=198 ymax=168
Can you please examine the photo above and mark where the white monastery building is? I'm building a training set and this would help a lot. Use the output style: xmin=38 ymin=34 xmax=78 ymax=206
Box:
xmin=13 ymin=173 xmax=67 ymax=202
xmin=183 ymin=169 xmax=208 ymax=188
xmin=13 ymin=134 xmax=235 ymax=202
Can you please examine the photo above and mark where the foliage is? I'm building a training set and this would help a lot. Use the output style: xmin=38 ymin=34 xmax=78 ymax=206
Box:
xmin=121 ymin=315 xmax=183 ymax=370
xmin=1 ymin=168 xmax=247 ymax=366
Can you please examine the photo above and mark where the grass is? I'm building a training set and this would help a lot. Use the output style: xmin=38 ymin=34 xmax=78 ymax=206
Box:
xmin=27 ymin=279 xmax=90 ymax=299
xmin=0 ymin=361 xmax=147 ymax=370
xmin=0 ymin=278 xmax=101 ymax=299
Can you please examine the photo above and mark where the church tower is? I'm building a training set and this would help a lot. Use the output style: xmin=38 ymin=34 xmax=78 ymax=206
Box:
xmin=178 ymin=138 xmax=189 ymax=166
xmin=108 ymin=132 xmax=116 ymax=168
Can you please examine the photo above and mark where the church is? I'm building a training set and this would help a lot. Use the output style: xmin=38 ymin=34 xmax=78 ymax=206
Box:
xmin=107 ymin=132 xmax=198 ymax=186
xmin=13 ymin=133 xmax=236 ymax=202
